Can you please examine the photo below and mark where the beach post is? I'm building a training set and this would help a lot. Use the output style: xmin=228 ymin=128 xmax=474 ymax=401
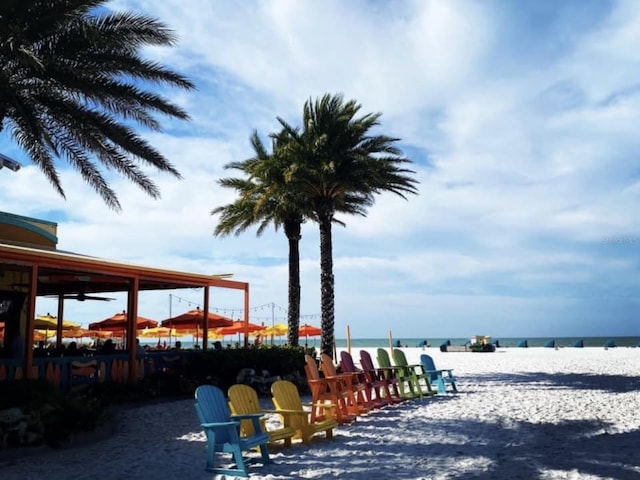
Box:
xmin=346 ymin=325 xmax=351 ymax=355
xmin=388 ymin=330 xmax=394 ymax=353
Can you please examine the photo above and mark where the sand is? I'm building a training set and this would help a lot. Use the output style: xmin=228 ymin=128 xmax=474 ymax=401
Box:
xmin=0 ymin=347 xmax=638 ymax=480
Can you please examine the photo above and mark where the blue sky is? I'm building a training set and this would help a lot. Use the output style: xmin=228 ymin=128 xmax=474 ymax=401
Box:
xmin=1 ymin=0 xmax=639 ymax=339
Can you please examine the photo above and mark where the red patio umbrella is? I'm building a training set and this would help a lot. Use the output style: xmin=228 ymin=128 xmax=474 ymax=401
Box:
xmin=160 ymin=307 xmax=234 ymax=330
xmin=88 ymin=310 xmax=158 ymax=333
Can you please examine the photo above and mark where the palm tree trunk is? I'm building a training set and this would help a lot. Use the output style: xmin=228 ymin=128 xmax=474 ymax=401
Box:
xmin=318 ymin=214 xmax=335 ymax=357
xmin=285 ymin=218 xmax=302 ymax=346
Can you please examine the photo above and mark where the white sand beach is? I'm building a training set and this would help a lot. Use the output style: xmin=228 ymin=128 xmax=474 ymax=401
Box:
xmin=1 ymin=347 xmax=639 ymax=480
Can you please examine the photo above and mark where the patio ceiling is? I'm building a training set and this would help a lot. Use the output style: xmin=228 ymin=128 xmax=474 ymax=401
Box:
xmin=0 ymin=242 xmax=246 ymax=296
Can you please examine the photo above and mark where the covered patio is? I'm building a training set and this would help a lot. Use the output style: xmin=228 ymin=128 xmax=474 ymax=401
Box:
xmin=0 ymin=239 xmax=250 ymax=388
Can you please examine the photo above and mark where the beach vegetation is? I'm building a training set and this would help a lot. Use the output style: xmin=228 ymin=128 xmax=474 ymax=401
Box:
xmin=0 ymin=378 xmax=108 ymax=449
xmin=0 ymin=0 xmax=195 ymax=210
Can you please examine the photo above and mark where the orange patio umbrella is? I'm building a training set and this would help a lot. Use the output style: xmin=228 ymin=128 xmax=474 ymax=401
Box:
xmin=160 ymin=307 xmax=234 ymax=330
xmin=299 ymin=323 xmax=322 ymax=337
xmin=88 ymin=310 xmax=157 ymax=333
xmin=215 ymin=320 xmax=264 ymax=336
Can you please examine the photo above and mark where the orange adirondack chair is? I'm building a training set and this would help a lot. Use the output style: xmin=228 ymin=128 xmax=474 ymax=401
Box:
xmin=320 ymin=353 xmax=372 ymax=416
xmin=304 ymin=354 xmax=356 ymax=424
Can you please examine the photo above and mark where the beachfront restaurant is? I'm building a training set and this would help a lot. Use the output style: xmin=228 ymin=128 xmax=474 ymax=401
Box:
xmin=0 ymin=211 xmax=250 ymax=390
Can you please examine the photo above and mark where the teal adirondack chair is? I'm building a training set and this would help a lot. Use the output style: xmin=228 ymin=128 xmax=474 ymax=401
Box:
xmin=419 ymin=354 xmax=458 ymax=394
xmin=391 ymin=348 xmax=435 ymax=398
xmin=194 ymin=385 xmax=270 ymax=477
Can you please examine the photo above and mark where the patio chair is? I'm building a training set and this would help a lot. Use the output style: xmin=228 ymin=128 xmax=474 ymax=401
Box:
xmin=340 ymin=351 xmax=385 ymax=409
xmin=228 ymin=384 xmax=297 ymax=446
xmin=194 ymin=384 xmax=270 ymax=478
xmin=419 ymin=354 xmax=458 ymax=394
xmin=271 ymin=379 xmax=338 ymax=444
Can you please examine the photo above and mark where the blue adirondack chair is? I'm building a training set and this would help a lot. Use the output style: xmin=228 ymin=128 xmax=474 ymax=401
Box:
xmin=419 ymin=354 xmax=458 ymax=394
xmin=194 ymin=385 xmax=270 ymax=477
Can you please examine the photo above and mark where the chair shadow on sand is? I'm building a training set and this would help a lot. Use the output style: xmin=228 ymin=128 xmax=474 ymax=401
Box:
xmin=471 ymin=371 xmax=640 ymax=394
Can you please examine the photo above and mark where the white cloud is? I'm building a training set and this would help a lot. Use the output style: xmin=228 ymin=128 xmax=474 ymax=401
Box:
xmin=2 ymin=0 xmax=639 ymax=338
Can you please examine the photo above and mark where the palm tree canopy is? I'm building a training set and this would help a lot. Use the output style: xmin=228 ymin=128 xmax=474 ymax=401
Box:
xmin=277 ymin=93 xmax=419 ymax=218
xmin=0 ymin=0 xmax=195 ymax=210
xmin=212 ymin=130 xmax=309 ymax=237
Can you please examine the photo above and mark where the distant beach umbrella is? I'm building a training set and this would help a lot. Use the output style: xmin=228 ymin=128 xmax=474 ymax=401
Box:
xmin=573 ymin=339 xmax=584 ymax=348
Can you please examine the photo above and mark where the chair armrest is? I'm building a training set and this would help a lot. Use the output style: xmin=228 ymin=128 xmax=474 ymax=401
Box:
xmin=231 ymin=413 xmax=264 ymax=421
xmin=424 ymin=369 xmax=445 ymax=375
xmin=271 ymin=408 xmax=307 ymax=415
xmin=201 ymin=421 xmax=238 ymax=428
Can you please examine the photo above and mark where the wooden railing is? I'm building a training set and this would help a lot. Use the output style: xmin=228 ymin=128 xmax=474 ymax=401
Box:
xmin=0 ymin=351 xmax=193 ymax=392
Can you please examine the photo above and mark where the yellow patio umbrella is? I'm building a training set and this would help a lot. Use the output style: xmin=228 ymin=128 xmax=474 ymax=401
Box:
xmin=260 ymin=323 xmax=288 ymax=336
xmin=260 ymin=323 xmax=288 ymax=346
xmin=34 ymin=313 xmax=81 ymax=330
xmin=139 ymin=326 xmax=179 ymax=339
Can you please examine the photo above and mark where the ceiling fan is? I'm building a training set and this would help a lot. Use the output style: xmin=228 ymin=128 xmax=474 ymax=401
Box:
xmin=46 ymin=289 xmax=116 ymax=302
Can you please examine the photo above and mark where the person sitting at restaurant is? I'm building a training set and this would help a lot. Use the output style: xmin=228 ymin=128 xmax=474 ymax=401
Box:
xmin=100 ymin=338 xmax=116 ymax=353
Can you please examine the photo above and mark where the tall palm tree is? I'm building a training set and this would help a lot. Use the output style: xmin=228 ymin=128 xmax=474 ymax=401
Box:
xmin=278 ymin=93 xmax=420 ymax=356
xmin=212 ymin=131 xmax=310 ymax=346
xmin=0 ymin=0 xmax=195 ymax=210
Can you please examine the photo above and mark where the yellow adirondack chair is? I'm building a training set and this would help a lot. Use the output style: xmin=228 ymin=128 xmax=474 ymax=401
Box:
xmin=270 ymin=379 xmax=338 ymax=444
xmin=228 ymin=384 xmax=297 ymax=446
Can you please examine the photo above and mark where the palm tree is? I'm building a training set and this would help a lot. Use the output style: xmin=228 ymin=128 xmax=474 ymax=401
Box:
xmin=212 ymin=131 xmax=310 ymax=346
xmin=278 ymin=93 xmax=420 ymax=356
xmin=0 ymin=0 xmax=195 ymax=210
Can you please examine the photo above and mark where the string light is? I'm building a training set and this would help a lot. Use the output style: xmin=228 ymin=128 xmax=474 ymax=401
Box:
xmin=168 ymin=295 xmax=320 ymax=321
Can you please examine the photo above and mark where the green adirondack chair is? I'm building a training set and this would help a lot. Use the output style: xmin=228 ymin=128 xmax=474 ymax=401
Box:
xmin=377 ymin=348 xmax=419 ymax=399
xmin=390 ymin=348 xmax=435 ymax=398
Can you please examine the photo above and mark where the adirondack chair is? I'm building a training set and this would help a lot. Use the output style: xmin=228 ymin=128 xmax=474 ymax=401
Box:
xmin=340 ymin=351 xmax=385 ymax=408
xmin=304 ymin=354 xmax=356 ymax=424
xmin=359 ymin=350 xmax=404 ymax=405
xmin=228 ymin=384 xmax=297 ymax=446
xmin=271 ymin=380 xmax=338 ymax=444
xmin=392 ymin=348 xmax=435 ymax=398
xmin=419 ymin=354 xmax=458 ymax=394
xmin=376 ymin=348 xmax=420 ymax=400
xmin=194 ymin=385 xmax=270 ymax=477
xmin=321 ymin=353 xmax=372 ymax=415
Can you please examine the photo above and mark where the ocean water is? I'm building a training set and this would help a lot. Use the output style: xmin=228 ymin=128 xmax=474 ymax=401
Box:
xmin=154 ymin=336 xmax=640 ymax=349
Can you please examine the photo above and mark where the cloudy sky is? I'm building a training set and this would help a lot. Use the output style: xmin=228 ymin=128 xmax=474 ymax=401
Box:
xmin=1 ymin=0 xmax=639 ymax=339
